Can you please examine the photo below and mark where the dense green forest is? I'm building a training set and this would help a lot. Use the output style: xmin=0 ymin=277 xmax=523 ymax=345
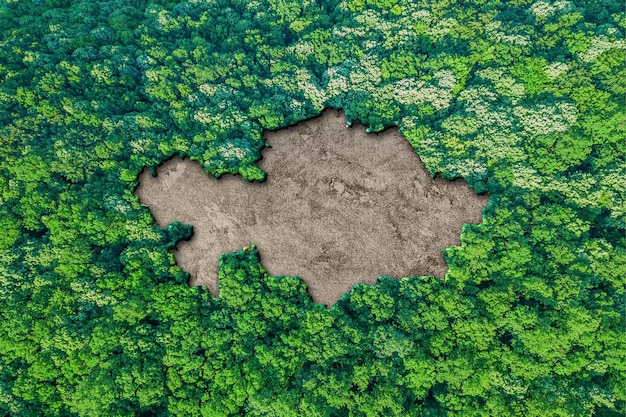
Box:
xmin=0 ymin=0 xmax=624 ymax=415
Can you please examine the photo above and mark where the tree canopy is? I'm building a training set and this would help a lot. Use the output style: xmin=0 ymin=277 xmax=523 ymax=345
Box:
xmin=0 ymin=0 xmax=624 ymax=415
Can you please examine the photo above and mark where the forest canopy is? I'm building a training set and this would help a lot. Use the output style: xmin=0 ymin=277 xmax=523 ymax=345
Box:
xmin=0 ymin=0 xmax=624 ymax=416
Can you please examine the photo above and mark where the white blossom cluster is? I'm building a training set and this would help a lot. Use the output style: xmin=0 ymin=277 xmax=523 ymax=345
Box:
xmin=578 ymin=35 xmax=626 ymax=63
xmin=458 ymin=85 xmax=499 ymax=106
xmin=263 ymin=75 xmax=291 ymax=91
xmin=484 ymin=21 xmax=502 ymax=32
xmin=433 ymin=79 xmax=590 ymax=192
xmin=187 ymin=92 xmax=204 ymax=106
xmin=135 ymin=54 xmax=155 ymax=70
xmin=91 ymin=27 xmax=114 ymax=42
xmin=600 ymin=171 xmax=626 ymax=217
xmin=382 ymin=28 xmax=418 ymax=49
xmin=544 ymin=61 xmax=569 ymax=79
xmin=317 ymin=0 xmax=464 ymax=115
xmin=294 ymin=69 xmax=328 ymax=111
xmin=363 ymin=40 xmax=379 ymax=51
xmin=379 ymin=78 xmax=424 ymax=102
xmin=553 ymin=1 xmax=572 ymax=12
xmin=22 ymin=50 xmax=40 ymax=64
xmin=438 ymin=80 xmax=603 ymax=195
xmin=426 ymin=134 xmax=488 ymax=177
xmin=513 ymin=102 xmax=578 ymax=136
xmin=375 ymin=70 xmax=456 ymax=111
xmin=338 ymin=5 xmax=434 ymax=54
xmin=126 ymin=219 xmax=164 ymax=242
xmin=347 ymin=54 xmax=383 ymax=89
xmin=478 ymin=106 xmax=516 ymax=129
xmin=194 ymin=107 xmax=247 ymax=130
xmin=408 ymin=9 xmax=433 ymax=24
xmin=287 ymin=41 xmax=315 ymax=60
xmin=144 ymin=6 xmax=180 ymax=32
xmin=447 ymin=158 xmax=487 ymax=178
xmin=195 ymin=84 xmax=246 ymax=126
xmin=354 ymin=10 xmax=394 ymax=32
xmin=289 ymin=99 xmax=306 ymax=110
xmin=411 ymin=130 xmax=448 ymax=173
xmin=492 ymin=32 xmax=530 ymax=47
xmin=530 ymin=0 xmax=571 ymax=19
xmin=144 ymin=69 xmax=164 ymax=85
xmin=332 ymin=25 xmax=368 ymax=40
xmin=325 ymin=67 xmax=349 ymax=99
xmin=400 ymin=115 xmax=421 ymax=130
xmin=54 ymin=147 xmax=72 ymax=168
xmin=415 ymin=129 xmax=489 ymax=178
xmin=266 ymin=68 xmax=328 ymax=110
xmin=40 ymin=327 xmax=82 ymax=354
xmin=91 ymin=64 xmax=113 ymax=83
xmin=198 ymin=83 xmax=218 ymax=96
xmin=492 ymin=373 xmax=529 ymax=396
xmin=303 ymin=83 xmax=328 ymax=111
xmin=511 ymin=163 xmax=543 ymax=189
xmin=104 ymin=194 xmax=132 ymax=215
xmin=381 ymin=79 xmax=435 ymax=107
xmin=457 ymin=86 xmax=515 ymax=131
xmin=336 ymin=0 xmax=352 ymax=11
xmin=473 ymin=128 xmax=526 ymax=164
xmin=434 ymin=69 xmax=456 ymax=89
xmin=199 ymin=83 xmax=246 ymax=108
xmin=421 ymin=82 xmax=538 ymax=185
xmin=530 ymin=1 xmax=558 ymax=19
xmin=427 ymin=17 xmax=458 ymax=40
xmin=485 ymin=21 xmax=529 ymax=46
xmin=540 ymin=169 xmax=624 ymax=215
xmin=70 ymin=280 xmax=114 ymax=307
xmin=419 ymin=86 xmax=453 ymax=111
xmin=217 ymin=143 xmax=249 ymax=160
xmin=130 ymin=138 xmax=151 ymax=154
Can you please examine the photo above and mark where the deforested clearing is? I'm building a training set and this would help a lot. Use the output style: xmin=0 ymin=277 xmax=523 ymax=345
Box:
xmin=136 ymin=110 xmax=489 ymax=305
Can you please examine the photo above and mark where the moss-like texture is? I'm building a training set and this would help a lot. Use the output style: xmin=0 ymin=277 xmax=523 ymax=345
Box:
xmin=0 ymin=0 xmax=624 ymax=415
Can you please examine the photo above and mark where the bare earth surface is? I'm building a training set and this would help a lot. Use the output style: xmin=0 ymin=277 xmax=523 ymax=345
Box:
xmin=136 ymin=110 xmax=489 ymax=306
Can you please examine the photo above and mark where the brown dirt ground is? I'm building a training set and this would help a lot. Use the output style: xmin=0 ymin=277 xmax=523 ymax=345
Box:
xmin=135 ymin=109 xmax=489 ymax=306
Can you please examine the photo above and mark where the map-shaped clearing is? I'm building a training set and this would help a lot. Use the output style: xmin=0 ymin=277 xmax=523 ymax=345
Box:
xmin=137 ymin=110 xmax=489 ymax=305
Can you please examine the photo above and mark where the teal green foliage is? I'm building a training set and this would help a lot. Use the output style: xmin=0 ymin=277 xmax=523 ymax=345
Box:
xmin=0 ymin=0 xmax=624 ymax=415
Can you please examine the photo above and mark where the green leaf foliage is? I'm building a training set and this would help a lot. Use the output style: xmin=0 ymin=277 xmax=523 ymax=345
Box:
xmin=0 ymin=0 xmax=624 ymax=416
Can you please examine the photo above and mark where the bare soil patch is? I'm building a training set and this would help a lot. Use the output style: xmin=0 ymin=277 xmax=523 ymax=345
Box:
xmin=135 ymin=110 xmax=489 ymax=306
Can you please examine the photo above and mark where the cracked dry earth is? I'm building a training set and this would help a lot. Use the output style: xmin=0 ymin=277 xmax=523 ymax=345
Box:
xmin=136 ymin=110 xmax=489 ymax=306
